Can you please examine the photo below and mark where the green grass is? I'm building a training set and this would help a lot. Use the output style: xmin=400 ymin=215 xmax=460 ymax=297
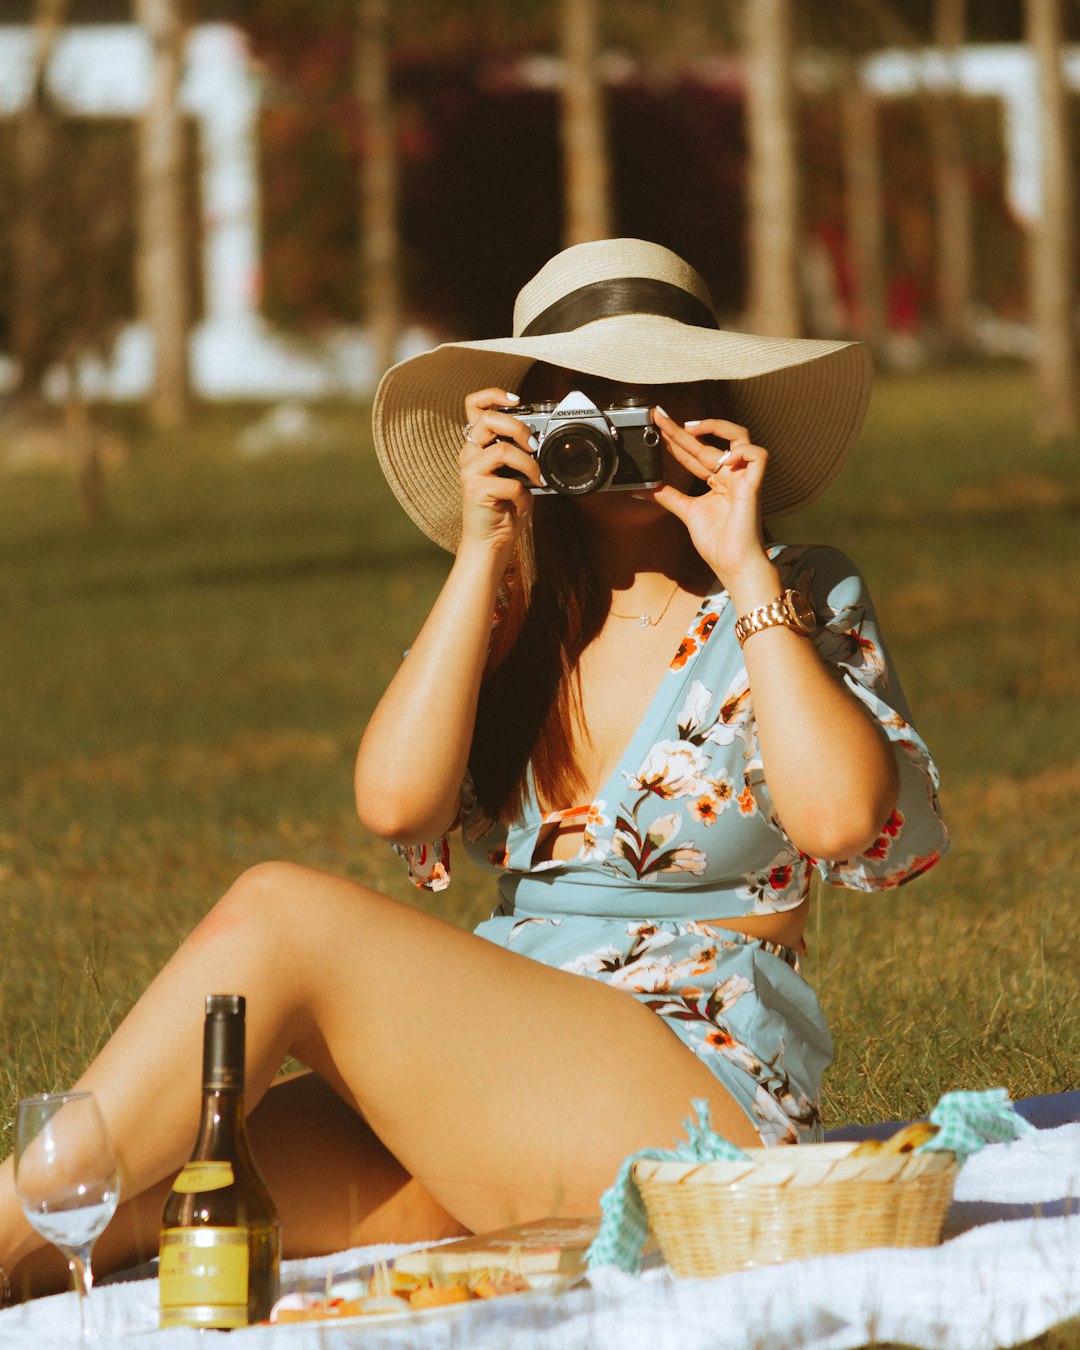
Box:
xmin=2 ymin=365 xmax=1078 ymax=1149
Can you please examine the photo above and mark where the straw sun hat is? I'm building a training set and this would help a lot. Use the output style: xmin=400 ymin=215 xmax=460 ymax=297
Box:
xmin=373 ymin=238 xmax=873 ymax=552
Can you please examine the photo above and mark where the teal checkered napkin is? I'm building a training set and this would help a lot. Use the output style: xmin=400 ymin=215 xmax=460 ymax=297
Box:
xmin=919 ymin=1087 xmax=1036 ymax=1163
xmin=586 ymin=1100 xmax=749 ymax=1274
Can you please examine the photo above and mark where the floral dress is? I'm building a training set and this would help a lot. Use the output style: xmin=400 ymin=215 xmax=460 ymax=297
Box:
xmin=395 ymin=544 xmax=949 ymax=1145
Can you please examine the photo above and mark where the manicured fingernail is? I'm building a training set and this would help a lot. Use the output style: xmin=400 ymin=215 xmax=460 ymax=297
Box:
xmin=654 ymin=405 xmax=670 ymax=419
xmin=528 ymin=433 xmax=540 ymax=452
xmin=685 ymin=419 xmax=701 ymax=428
xmin=503 ymin=392 xmax=520 ymax=403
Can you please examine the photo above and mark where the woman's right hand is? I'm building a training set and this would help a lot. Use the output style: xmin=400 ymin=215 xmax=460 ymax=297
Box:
xmin=458 ymin=389 xmax=541 ymax=558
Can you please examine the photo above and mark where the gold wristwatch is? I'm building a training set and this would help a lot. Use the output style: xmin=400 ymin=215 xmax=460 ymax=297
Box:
xmin=734 ymin=589 xmax=817 ymax=647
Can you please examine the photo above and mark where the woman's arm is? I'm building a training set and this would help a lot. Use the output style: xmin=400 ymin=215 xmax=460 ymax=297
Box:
xmin=724 ymin=552 xmax=899 ymax=860
xmin=354 ymin=388 xmax=541 ymax=844
xmin=651 ymin=411 xmax=898 ymax=861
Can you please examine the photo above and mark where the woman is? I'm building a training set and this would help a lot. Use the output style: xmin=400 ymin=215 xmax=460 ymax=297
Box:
xmin=0 ymin=239 xmax=947 ymax=1295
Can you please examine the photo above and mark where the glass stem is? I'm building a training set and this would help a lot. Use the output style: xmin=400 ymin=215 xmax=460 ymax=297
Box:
xmin=68 ymin=1245 xmax=94 ymax=1340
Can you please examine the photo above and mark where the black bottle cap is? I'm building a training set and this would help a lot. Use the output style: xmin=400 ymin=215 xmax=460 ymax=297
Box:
xmin=205 ymin=994 xmax=245 ymax=1018
xmin=202 ymin=994 xmax=246 ymax=1092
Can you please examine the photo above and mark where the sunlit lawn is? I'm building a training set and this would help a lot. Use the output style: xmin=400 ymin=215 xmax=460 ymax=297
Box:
xmin=2 ymin=366 xmax=1078 ymax=1180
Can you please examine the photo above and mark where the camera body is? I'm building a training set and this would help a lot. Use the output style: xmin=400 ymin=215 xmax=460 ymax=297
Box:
xmin=496 ymin=390 xmax=663 ymax=496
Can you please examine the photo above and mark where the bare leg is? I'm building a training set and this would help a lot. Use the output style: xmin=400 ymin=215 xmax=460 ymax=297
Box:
xmin=7 ymin=1072 xmax=469 ymax=1300
xmin=2 ymin=862 xmax=759 ymax=1290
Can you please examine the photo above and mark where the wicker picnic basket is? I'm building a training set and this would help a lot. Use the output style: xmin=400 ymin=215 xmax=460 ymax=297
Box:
xmin=633 ymin=1141 xmax=958 ymax=1278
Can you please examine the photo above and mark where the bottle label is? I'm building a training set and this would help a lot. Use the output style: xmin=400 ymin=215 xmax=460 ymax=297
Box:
xmin=159 ymin=1227 xmax=249 ymax=1329
xmin=171 ymin=1160 xmax=235 ymax=1193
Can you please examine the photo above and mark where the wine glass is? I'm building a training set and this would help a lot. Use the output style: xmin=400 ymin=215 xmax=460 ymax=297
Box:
xmin=15 ymin=1091 xmax=121 ymax=1341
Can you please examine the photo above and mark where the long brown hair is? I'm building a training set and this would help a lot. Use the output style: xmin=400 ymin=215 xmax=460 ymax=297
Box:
xmin=469 ymin=498 xmax=605 ymax=822
xmin=468 ymin=369 xmax=722 ymax=821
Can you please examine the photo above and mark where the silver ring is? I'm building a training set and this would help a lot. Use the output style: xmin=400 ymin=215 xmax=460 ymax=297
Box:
xmin=463 ymin=422 xmax=482 ymax=447
xmin=713 ymin=454 xmax=726 ymax=473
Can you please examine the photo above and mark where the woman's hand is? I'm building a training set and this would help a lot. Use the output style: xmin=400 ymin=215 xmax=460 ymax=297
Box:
xmin=647 ymin=410 xmax=773 ymax=593
xmin=458 ymin=389 xmax=541 ymax=560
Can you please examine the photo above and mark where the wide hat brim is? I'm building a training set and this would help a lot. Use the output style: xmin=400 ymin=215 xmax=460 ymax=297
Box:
xmin=373 ymin=313 xmax=872 ymax=552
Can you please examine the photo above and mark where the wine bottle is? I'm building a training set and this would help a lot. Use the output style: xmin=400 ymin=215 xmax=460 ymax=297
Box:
xmin=159 ymin=994 xmax=281 ymax=1330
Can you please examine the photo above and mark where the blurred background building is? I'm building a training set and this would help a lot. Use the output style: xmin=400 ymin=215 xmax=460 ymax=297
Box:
xmin=1 ymin=0 xmax=1078 ymax=428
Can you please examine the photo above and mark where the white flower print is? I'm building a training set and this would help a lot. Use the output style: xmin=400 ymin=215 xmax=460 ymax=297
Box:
xmin=753 ymin=1087 xmax=800 ymax=1146
xmin=677 ymin=680 xmax=714 ymax=739
xmin=579 ymin=831 xmax=612 ymax=863
xmin=608 ymin=945 xmax=717 ymax=993
xmin=645 ymin=812 xmax=682 ymax=849
xmin=685 ymin=940 xmax=720 ymax=974
xmin=663 ymin=846 xmax=707 ymax=877
xmin=702 ymin=684 xmax=756 ymax=759
xmin=626 ymin=920 xmax=678 ymax=953
xmin=609 ymin=955 xmax=680 ymax=993
xmin=712 ymin=973 xmax=752 ymax=1014
xmin=752 ymin=1084 xmax=819 ymax=1147
xmin=561 ymin=945 xmax=624 ymax=975
xmin=507 ymin=916 xmax=562 ymax=944
xmin=625 ymin=741 xmax=711 ymax=800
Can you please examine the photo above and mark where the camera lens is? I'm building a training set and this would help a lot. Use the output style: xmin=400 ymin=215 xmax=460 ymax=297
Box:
xmin=538 ymin=424 xmax=617 ymax=495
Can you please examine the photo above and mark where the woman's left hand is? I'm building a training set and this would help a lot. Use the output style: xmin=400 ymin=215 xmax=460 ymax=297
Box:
xmin=647 ymin=410 xmax=771 ymax=590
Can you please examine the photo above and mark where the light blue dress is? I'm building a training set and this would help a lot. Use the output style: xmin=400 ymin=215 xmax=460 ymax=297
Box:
xmin=396 ymin=544 xmax=949 ymax=1144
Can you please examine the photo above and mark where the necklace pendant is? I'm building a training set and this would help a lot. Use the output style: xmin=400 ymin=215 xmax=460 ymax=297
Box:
xmin=638 ymin=613 xmax=650 ymax=628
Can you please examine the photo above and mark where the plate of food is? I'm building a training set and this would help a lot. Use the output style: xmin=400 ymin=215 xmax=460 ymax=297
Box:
xmin=267 ymin=1217 xmax=597 ymax=1328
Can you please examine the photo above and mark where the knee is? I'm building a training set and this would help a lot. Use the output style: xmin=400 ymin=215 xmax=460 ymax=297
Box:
xmin=191 ymin=861 xmax=308 ymax=948
xmin=226 ymin=860 xmax=303 ymax=904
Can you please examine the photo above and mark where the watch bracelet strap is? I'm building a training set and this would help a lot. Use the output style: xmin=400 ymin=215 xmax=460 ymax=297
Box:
xmin=734 ymin=590 xmax=809 ymax=647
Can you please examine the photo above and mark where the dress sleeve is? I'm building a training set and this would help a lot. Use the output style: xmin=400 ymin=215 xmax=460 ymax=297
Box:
xmin=387 ymin=768 xmax=482 ymax=892
xmin=391 ymin=837 xmax=451 ymax=892
xmin=779 ymin=544 xmax=949 ymax=891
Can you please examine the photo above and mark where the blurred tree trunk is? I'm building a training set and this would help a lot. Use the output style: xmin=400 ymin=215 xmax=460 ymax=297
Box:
xmin=1025 ymin=0 xmax=1077 ymax=440
xmin=10 ymin=0 xmax=69 ymax=404
xmin=134 ymin=0 xmax=191 ymax=430
xmin=743 ymin=0 xmax=801 ymax=336
xmin=932 ymin=0 xmax=973 ymax=352
xmin=355 ymin=0 xmax=401 ymax=379
xmin=560 ymin=0 xmax=613 ymax=246
xmin=840 ymin=59 xmax=887 ymax=356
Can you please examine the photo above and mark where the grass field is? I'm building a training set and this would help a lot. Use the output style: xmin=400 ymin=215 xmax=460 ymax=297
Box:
xmin=2 ymin=366 xmax=1078 ymax=1128
xmin=2 ymin=366 xmax=1077 ymax=1343
xmin=2 ymin=366 xmax=1078 ymax=1318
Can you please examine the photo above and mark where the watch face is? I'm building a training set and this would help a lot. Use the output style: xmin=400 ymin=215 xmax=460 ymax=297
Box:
xmin=787 ymin=591 xmax=816 ymax=632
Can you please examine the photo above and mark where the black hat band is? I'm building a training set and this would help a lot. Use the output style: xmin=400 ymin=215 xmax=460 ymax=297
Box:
xmin=520 ymin=276 xmax=720 ymax=337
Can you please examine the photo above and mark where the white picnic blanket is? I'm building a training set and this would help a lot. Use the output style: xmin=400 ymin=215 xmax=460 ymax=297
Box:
xmin=2 ymin=1122 xmax=1077 ymax=1350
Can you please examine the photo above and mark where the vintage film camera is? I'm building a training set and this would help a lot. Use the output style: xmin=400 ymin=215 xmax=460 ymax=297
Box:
xmin=496 ymin=391 xmax=664 ymax=496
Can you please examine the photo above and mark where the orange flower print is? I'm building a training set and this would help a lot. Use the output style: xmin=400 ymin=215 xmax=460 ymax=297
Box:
xmin=584 ymin=801 xmax=609 ymax=833
xmin=695 ymin=611 xmax=719 ymax=642
xmin=705 ymin=1026 xmax=736 ymax=1051
xmin=487 ymin=847 xmax=510 ymax=869
xmin=670 ymin=636 xmax=698 ymax=670
xmin=691 ymin=794 xmax=718 ymax=825
xmin=737 ymin=785 xmax=757 ymax=815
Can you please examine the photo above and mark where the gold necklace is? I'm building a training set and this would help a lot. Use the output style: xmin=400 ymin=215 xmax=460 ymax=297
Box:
xmin=609 ymin=578 xmax=682 ymax=628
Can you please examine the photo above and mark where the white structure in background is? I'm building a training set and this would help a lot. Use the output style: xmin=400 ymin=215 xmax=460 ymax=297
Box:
xmin=0 ymin=22 xmax=429 ymax=399
xmin=863 ymin=43 xmax=1080 ymax=228
xmin=1 ymin=29 xmax=1078 ymax=395
xmin=861 ymin=44 xmax=1080 ymax=360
